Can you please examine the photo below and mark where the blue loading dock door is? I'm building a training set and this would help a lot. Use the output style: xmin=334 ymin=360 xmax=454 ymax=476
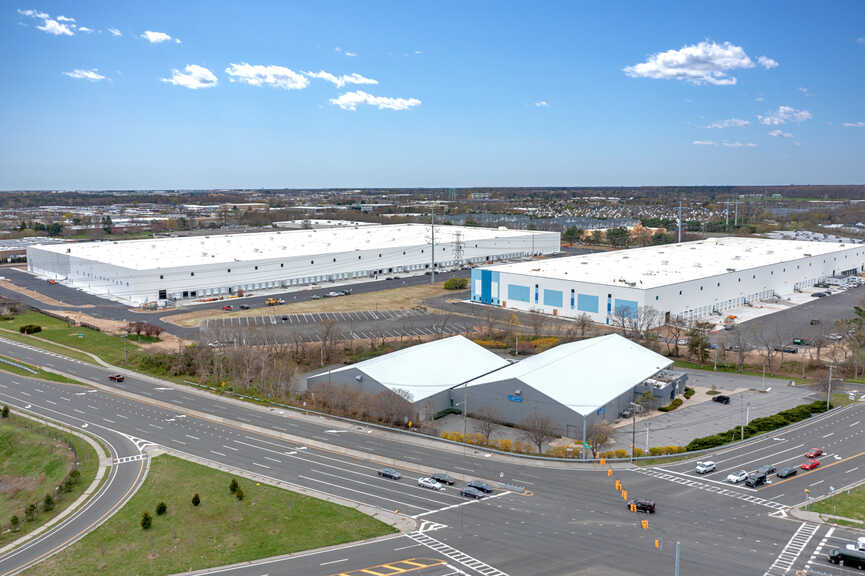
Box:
xmin=481 ymin=269 xmax=492 ymax=303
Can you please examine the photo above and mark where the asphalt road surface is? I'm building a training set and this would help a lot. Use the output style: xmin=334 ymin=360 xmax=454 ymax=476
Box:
xmin=1 ymin=338 xmax=864 ymax=575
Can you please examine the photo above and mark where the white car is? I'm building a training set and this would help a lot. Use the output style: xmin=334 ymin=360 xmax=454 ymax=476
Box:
xmin=726 ymin=470 xmax=748 ymax=483
xmin=695 ymin=461 xmax=716 ymax=474
xmin=417 ymin=477 xmax=442 ymax=490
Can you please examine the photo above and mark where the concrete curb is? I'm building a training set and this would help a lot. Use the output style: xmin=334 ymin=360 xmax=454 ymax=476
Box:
xmin=0 ymin=408 xmax=110 ymax=556
xmin=156 ymin=447 xmax=417 ymax=533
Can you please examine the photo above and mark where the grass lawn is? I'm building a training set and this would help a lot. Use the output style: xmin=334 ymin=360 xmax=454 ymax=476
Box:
xmin=673 ymin=360 xmax=808 ymax=384
xmin=0 ymin=310 xmax=142 ymax=367
xmin=0 ymin=354 xmax=83 ymax=385
xmin=0 ymin=330 xmax=97 ymax=365
xmin=810 ymin=484 xmax=865 ymax=526
xmin=0 ymin=414 xmax=100 ymax=547
xmin=166 ymin=282 xmax=453 ymax=327
xmin=31 ymin=455 xmax=396 ymax=576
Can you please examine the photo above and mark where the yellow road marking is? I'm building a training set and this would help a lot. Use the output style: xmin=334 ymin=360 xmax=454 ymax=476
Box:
xmin=760 ymin=450 xmax=865 ymax=491
xmin=332 ymin=557 xmax=445 ymax=576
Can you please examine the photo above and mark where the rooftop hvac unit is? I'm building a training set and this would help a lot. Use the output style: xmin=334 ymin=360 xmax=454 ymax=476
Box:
xmin=726 ymin=268 xmax=736 ymax=272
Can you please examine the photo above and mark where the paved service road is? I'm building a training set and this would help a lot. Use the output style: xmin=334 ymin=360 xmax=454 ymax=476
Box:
xmin=1 ymin=338 xmax=863 ymax=575
xmin=0 ymin=376 xmax=147 ymax=576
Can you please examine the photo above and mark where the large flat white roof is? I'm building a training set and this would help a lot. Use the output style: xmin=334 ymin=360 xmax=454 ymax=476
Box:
xmin=326 ymin=335 xmax=511 ymax=402
xmin=30 ymin=224 xmax=552 ymax=270
xmin=485 ymin=237 xmax=861 ymax=289
xmin=469 ymin=334 xmax=671 ymax=416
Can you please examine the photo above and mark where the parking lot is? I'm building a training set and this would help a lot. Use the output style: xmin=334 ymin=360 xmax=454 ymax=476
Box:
xmin=200 ymin=308 xmax=473 ymax=345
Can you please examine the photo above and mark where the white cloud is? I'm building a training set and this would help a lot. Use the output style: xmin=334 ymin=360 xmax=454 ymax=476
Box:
xmin=17 ymin=9 xmax=49 ymax=19
xmin=304 ymin=70 xmax=377 ymax=88
xmin=757 ymin=56 xmax=779 ymax=69
xmin=55 ymin=15 xmax=74 ymax=22
xmin=722 ymin=141 xmax=756 ymax=148
xmin=535 ymin=100 xmax=549 ymax=107
xmin=857 ymin=37 xmax=865 ymax=45
xmin=706 ymin=117 xmax=749 ymax=128
xmin=141 ymin=30 xmax=174 ymax=44
xmin=108 ymin=27 xmax=122 ymax=37
xmin=623 ymin=41 xmax=756 ymax=86
xmin=64 ymin=68 xmax=105 ymax=81
xmin=755 ymin=96 xmax=765 ymax=102
xmin=758 ymin=105 xmax=812 ymax=125
xmin=77 ymin=26 xmax=93 ymax=33
xmin=768 ymin=129 xmax=793 ymax=138
xmin=161 ymin=64 xmax=217 ymax=89
xmin=843 ymin=121 xmax=865 ymax=128
xmin=225 ymin=63 xmax=309 ymax=90
xmin=692 ymin=140 xmax=716 ymax=145
xmin=330 ymin=90 xmax=421 ymax=111
xmin=799 ymin=87 xmax=811 ymax=96
xmin=344 ymin=51 xmax=357 ymax=57
xmin=415 ymin=50 xmax=423 ymax=55
xmin=37 ymin=18 xmax=74 ymax=35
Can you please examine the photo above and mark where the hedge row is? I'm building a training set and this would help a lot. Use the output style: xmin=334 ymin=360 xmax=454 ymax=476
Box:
xmin=658 ymin=398 xmax=684 ymax=412
xmin=683 ymin=387 xmax=695 ymax=399
xmin=437 ymin=431 xmax=536 ymax=455
xmin=686 ymin=400 xmax=831 ymax=452
xmin=19 ymin=324 xmax=42 ymax=334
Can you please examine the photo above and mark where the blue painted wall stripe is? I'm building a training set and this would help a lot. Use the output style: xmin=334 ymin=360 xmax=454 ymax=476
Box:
xmin=577 ymin=293 xmax=599 ymax=313
xmin=508 ymin=284 xmax=530 ymax=302
xmin=543 ymin=289 xmax=563 ymax=307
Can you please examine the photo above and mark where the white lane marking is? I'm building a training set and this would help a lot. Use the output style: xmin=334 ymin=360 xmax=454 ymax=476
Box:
xmin=33 ymin=389 xmax=44 ymax=393
xmin=45 ymin=400 xmax=56 ymax=405
xmin=148 ymin=423 xmax=163 ymax=429
xmin=223 ymin=445 xmax=239 ymax=451
xmin=808 ymin=480 xmax=824 ymax=487
xmin=454 ymin=466 xmax=474 ymax=472
xmin=411 ymin=490 xmax=513 ymax=519
xmin=826 ymin=527 xmax=835 ymax=538
xmin=319 ymin=559 xmax=348 ymax=566
xmin=171 ymin=439 xmax=187 ymax=445
xmin=710 ymin=443 xmax=807 ymax=476
xmin=19 ymin=392 xmax=31 ymax=397
xmin=210 ymin=450 xmax=226 ymax=457
xmin=73 ymin=408 xmax=85 ymax=415
xmin=393 ymin=544 xmax=421 ymax=551
xmin=252 ymin=462 xmax=271 ymax=469
xmin=762 ymin=522 xmax=819 ymax=576
xmin=846 ymin=467 xmax=859 ymax=474
xmin=850 ymin=421 xmax=861 ymax=428
xmin=309 ymin=468 xmax=451 ymax=506
xmin=823 ymin=432 xmax=835 ymax=438
xmin=154 ymin=387 xmax=174 ymax=391
xmin=103 ymin=418 xmax=116 ymax=424
xmin=297 ymin=475 xmax=429 ymax=512
xmin=88 ymin=405 xmax=98 ymax=410
xmin=185 ymin=434 xmax=200 ymax=440
xmin=263 ymin=456 xmax=281 ymax=464
xmin=116 ymin=413 xmax=128 ymax=419
xmin=511 ymin=478 xmax=535 ymax=486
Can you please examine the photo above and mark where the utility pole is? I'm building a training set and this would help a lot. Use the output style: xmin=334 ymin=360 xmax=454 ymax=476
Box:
xmin=674 ymin=541 xmax=680 ymax=576
xmin=827 ymin=365 xmax=834 ymax=410
xmin=430 ymin=203 xmax=436 ymax=284
xmin=734 ymin=201 xmax=739 ymax=227
xmin=677 ymin=201 xmax=683 ymax=243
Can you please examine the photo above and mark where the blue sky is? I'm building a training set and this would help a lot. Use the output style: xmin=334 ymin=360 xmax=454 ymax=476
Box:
xmin=2 ymin=1 xmax=864 ymax=190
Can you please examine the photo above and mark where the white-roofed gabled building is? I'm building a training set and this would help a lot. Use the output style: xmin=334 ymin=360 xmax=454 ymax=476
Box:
xmin=307 ymin=335 xmax=511 ymax=419
xmin=461 ymin=334 xmax=673 ymax=436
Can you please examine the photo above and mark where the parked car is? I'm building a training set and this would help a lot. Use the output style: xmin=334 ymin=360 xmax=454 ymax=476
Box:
xmin=281 ymin=315 xmax=289 ymax=321
xmin=812 ymin=292 xmax=827 ymax=298
xmin=627 ymin=499 xmax=656 ymax=513
xmin=757 ymin=464 xmax=776 ymax=476
xmin=776 ymin=467 xmax=798 ymax=479
xmin=726 ymin=470 xmax=748 ymax=483
xmin=430 ymin=472 xmax=455 ymax=485
xmin=239 ymin=304 xmax=250 ymax=310
xmin=341 ymin=289 xmax=353 ymax=295
xmin=108 ymin=374 xmax=125 ymax=382
xmin=792 ymin=338 xmax=809 ymax=346
xmin=800 ymin=459 xmax=820 ymax=471
xmin=620 ymin=408 xmax=632 ymax=419
xmin=805 ymin=448 xmax=824 ymax=458
xmin=460 ymin=486 xmax=485 ymax=499
xmin=417 ymin=477 xmax=442 ymax=490
xmin=713 ymin=395 xmax=731 ymax=405
xmin=377 ymin=467 xmax=401 ymax=480
xmin=47 ymin=279 xmax=56 ymax=285
xmin=325 ymin=291 xmax=343 ymax=298
xmin=827 ymin=547 xmax=865 ymax=569
xmin=695 ymin=461 xmax=716 ymax=474
xmin=222 ymin=305 xmax=233 ymax=311
xmin=846 ymin=537 xmax=865 ymax=552
xmin=745 ymin=473 xmax=767 ymax=488
xmin=310 ymin=294 xmax=321 ymax=300
xmin=774 ymin=345 xmax=798 ymax=354
xmin=827 ymin=333 xmax=843 ymax=341
xmin=467 ymin=480 xmax=494 ymax=493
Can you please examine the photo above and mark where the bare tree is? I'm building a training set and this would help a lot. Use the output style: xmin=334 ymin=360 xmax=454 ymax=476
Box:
xmin=576 ymin=313 xmax=592 ymax=338
xmin=587 ymin=419 xmax=615 ymax=456
xmin=520 ymin=412 xmax=559 ymax=453
xmin=665 ymin=317 xmax=687 ymax=357
xmin=528 ymin=311 xmax=546 ymax=337
xmin=472 ymin=406 xmax=502 ymax=444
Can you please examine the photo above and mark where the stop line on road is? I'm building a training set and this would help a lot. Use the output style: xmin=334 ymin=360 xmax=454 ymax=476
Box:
xmin=633 ymin=467 xmax=788 ymax=510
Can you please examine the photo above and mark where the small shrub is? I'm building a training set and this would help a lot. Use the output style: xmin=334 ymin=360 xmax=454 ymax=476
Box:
xmin=235 ymin=488 xmax=245 ymax=501
xmin=683 ymin=387 xmax=695 ymax=399
xmin=19 ymin=324 xmax=42 ymax=334
xmin=25 ymin=503 xmax=37 ymax=522
xmin=141 ymin=512 xmax=152 ymax=530
xmin=43 ymin=494 xmax=54 ymax=512
xmin=470 ymin=339 xmax=509 ymax=349
xmin=633 ymin=447 xmax=644 ymax=457
xmin=192 ymin=493 xmax=200 ymax=507
xmin=439 ymin=431 xmax=465 ymax=443
xmin=155 ymin=501 xmax=167 ymax=516
xmin=614 ymin=449 xmax=627 ymax=459
xmin=512 ymin=441 xmax=534 ymax=454
xmin=434 ymin=407 xmax=462 ymax=419
xmin=530 ymin=337 xmax=560 ymax=352
xmin=497 ymin=438 xmax=513 ymax=452
xmin=9 ymin=515 xmax=19 ymax=532
xmin=229 ymin=478 xmax=238 ymax=494
xmin=658 ymin=398 xmax=683 ymax=412
xmin=443 ymin=277 xmax=468 ymax=290
xmin=1 ymin=405 xmax=8 ymax=418
xmin=464 ymin=433 xmax=487 ymax=446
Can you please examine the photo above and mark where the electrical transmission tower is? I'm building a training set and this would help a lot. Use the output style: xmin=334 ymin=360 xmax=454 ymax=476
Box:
xmin=453 ymin=230 xmax=464 ymax=265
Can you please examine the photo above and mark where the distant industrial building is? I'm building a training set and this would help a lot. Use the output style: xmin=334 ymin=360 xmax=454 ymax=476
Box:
xmin=307 ymin=335 xmax=510 ymax=420
xmin=471 ymin=237 xmax=865 ymax=324
xmin=27 ymin=224 xmax=559 ymax=306
xmin=308 ymin=333 xmax=675 ymax=436
xmin=272 ymin=219 xmax=376 ymax=230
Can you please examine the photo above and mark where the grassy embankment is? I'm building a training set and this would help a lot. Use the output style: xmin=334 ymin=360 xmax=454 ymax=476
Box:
xmin=0 ymin=413 xmax=100 ymax=547
xmin=810 ymin=484 xmax=865 ymax=528
xmin=30 ymin=455 xmax=395 ymax=576
xmin=0 ymin=354 xmax=82 ymax=385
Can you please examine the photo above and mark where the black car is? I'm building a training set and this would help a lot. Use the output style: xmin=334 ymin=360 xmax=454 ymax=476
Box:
xmin=828 ymin=548 xmax=865 ymax=568
xmin=628 ymin=499 xmax=656 ymax=513
xmin=776 ymin=467 xmax=798 ymax=478
xmin=239 ymin=304 xmax=250 ymax=310
xmin=757 ymin=464 xmax=776 ymax=476
xmin=431 ymin=472 xmax=455 ymax=485
xmin=712 ymin=395 xmax=731 ymax=405
xmin=377 ymin=467 xmax=401 ymax=480
xmin=745 ymin=473 xmax=766 ymax=488
xmin=467 ymin=480 xmax=494 ymax=493
xmin=460 ymin=486 xmax=485 ymax=499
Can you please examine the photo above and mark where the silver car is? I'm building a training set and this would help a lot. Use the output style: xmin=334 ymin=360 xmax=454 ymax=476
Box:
xmin=417 ymin=477 xmax=442 ymax=490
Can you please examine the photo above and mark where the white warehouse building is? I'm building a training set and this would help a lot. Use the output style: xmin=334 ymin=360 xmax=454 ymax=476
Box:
xmin=471 ymin=237 xmax=865 ymax=325
xmin=27 ymin=224 xmax=559 ymax=306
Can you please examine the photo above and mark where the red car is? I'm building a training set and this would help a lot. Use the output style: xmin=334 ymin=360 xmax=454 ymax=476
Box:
xmin=222 ymin=305 xmax=233 ymax=311
xmin=108 ymin=374 xmax=125 ymax=382
xmin=805 ymin=449 xmax=824 ymax=458
xmin=800 ymin=459 xmax=820 ymax=471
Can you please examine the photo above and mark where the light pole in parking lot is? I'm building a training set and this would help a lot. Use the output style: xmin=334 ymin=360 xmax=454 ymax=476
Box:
xmin=629 ymin=402 xmax=640 ymax=461
xmin=827 ymin=365 xmax=834 ymax=410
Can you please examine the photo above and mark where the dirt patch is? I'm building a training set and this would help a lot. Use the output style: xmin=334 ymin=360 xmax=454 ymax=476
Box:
xmin=163 ymin=283 xmax=454 ymax=328
xmin=43 ymin=309 xmax=192 ymax=350
xmin=0 ymin=279 xmax=90 ymax=308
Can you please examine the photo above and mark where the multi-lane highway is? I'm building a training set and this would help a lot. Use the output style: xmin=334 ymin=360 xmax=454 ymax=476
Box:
xmin=1 ymin=336 xmax=864 ymax=575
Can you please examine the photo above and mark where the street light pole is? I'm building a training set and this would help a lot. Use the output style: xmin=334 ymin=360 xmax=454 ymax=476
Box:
xmin=674 ymin=541 xmax=680 ymax=576
xmin=827 ymin=365 xmax=833 ymax=410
